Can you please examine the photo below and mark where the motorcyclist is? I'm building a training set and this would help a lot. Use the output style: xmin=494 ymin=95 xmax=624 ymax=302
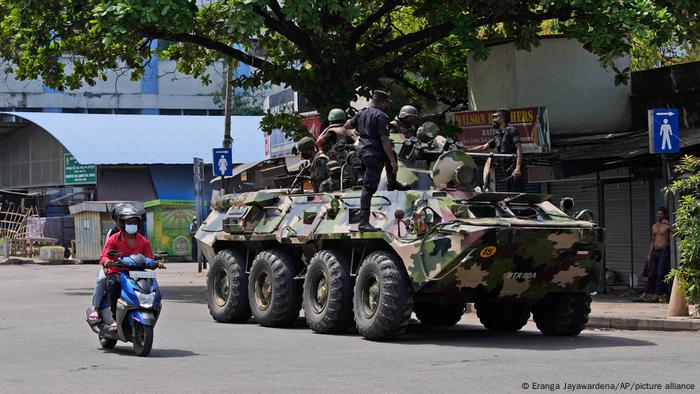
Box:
xmin=99 ymin=204 xmax=156 ymax=331
xmin=88 ymin=202 xmax=126 ymax=323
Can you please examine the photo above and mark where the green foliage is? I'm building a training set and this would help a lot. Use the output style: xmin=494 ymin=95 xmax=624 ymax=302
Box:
xmin=666 ymin=155 xmax=700 ymax=307
xmin=259 ymin=111 xmax=308 ymax=142
xmin=1 ymin=0 xmax=699 ymax=108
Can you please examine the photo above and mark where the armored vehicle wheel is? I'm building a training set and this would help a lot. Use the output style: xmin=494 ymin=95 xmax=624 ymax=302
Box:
xmin=532 ymin=293 xmax=591 ymax=336
xmin=303 ymin=250 xmax=354 ymax=334
xmin=249 ymin=249 xmax=302 ymax=327
xmin=353 ymin=251 xmax=413 ymax=341
xmin=414 ymin=302 xmax=466 ymax=326
xmin=207 ymin=249 xmax=251 ymax=323
xmin=475 ymin=300 xmax=530 ymax=332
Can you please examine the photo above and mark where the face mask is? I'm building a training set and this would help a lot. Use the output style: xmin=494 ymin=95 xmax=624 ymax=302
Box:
xmin=125 ymin=224 xmax=138 ymax=234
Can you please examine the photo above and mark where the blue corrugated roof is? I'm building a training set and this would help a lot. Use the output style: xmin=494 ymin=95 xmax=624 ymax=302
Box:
xmin=2 ymin=112 xmax=266 ymax=165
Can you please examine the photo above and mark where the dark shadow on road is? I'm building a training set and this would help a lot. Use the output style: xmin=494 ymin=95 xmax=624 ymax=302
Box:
xmin=159 ymin=285 xmax=206 ymax=304
xmin=382 ymin=322 xmax=656 ymax=350
xmin=100 ymin=347 xmax=200 ymax=358
xmin=62 ymin=287 xmax=94 ymax=297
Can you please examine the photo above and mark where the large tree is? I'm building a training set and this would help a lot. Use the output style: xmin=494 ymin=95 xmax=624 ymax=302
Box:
xmin=1 ymin=0 xmax=698 ymax=116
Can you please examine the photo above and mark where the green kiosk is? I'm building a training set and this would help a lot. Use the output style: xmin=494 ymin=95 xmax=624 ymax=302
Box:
xmin=144 ymin=200 xmax=196 ymax=260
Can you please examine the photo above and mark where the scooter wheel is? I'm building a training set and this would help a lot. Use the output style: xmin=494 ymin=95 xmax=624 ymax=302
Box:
xmin=99 ymin=337 xmax=117 ymax=349
xmin=132 ymin=322 xmax=153 ymax=357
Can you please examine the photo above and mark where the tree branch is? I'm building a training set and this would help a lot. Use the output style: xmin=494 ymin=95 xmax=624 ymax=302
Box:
xmin=254 ymin=1 xmax=322 ymax=65
xmin=389 ymin=72 xmax=463 ymax=107
xmin=349 ymin=0 xmax=402 ymax=48
xmin=361 ymin=22 xmax=454 ymax=61
xmin=141 ymin=27 xmax=277 ymax=72
xmin=362 ymin=25 xmax=455 ymax=81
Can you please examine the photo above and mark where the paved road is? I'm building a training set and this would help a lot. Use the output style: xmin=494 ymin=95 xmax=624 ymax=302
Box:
xmin=1 ymin=264 xmax=698 ymax=393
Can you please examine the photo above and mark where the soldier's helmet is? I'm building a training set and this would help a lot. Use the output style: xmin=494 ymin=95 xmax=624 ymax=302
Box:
xmin=328 ymin=108 xmax=346 ymax=123
xmin=416 ymin=121 xmax=439 ymax=142
xmin=326 ymin=160 xmax=340 ymax=175
xmin=296 ymin=136 xmax=316 ymax=152
xmin=398 ymin=105 xmax=418 ymax=119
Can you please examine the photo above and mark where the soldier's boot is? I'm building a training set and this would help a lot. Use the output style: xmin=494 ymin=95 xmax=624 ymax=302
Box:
xmin=387 ymin=180 xmax=411 ymax=191
xmin=358 ymin=209 xmax=379 ymax=232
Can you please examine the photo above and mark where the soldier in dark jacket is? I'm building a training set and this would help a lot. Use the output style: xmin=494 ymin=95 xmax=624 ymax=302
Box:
xmin=470 ymin=108 xmax=525 ymax=192
xmin=344 ymin=90 xmax=398 ymax=232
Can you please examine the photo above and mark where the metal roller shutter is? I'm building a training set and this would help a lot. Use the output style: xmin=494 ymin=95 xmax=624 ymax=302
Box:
xmin=604 ymin=180 xmax=651 ymax=286
xmin=547 ymin=180 xmax=599 ymax=220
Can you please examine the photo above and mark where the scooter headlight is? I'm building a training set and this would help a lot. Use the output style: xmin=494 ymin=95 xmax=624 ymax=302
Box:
xmin=135 ymin=291 xmax=156 ymax=308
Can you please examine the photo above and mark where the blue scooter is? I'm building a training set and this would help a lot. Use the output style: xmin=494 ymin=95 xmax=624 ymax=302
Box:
xmin=86 ymin=252 xmax=166 ymax=357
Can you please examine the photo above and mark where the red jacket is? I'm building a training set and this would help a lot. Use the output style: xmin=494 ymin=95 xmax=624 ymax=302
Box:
xmin=100 ymin=231 xmax=154 ymax=275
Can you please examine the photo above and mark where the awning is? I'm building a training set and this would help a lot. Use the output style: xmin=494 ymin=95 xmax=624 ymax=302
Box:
xmin=0 ymin=112 xmax=266 ymax=165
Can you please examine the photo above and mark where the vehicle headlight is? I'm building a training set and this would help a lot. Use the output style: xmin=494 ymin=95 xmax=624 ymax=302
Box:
xmin=136 ymin=291 xmax=156 ymax=308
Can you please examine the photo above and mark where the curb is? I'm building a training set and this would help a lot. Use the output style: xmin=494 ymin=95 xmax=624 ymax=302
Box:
xmin=0 ymin=258 xmax=80 ymax=265
xmin=587 ymin=316 xmax=700 ymax=332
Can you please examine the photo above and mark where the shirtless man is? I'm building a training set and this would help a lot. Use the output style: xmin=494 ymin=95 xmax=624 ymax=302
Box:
xmin=639 ymin=207 xmax=673 ymax=302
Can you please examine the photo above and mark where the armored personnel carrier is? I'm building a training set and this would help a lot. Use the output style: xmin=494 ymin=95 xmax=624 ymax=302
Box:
xmin=196 ymin=126 xmax=604 ymax=341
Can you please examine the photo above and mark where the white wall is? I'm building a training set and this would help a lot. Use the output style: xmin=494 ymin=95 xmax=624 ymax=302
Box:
xmin=468 ymin=38 xmax=631 ymax=134
xmin=0 ymin=59 xmax=224 ymax=110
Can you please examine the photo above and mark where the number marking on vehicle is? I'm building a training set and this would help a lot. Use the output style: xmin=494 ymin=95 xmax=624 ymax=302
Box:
xmin=479 ymin=246 xmax=497 ymax=258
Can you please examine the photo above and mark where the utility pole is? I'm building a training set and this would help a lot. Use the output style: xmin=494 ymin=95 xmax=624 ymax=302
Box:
xmin=222 ymin=57 xmax=233 ymax=194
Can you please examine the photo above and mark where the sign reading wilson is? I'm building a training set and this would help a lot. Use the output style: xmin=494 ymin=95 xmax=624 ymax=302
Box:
xmin=446 ymin=107 xmax=551 ymax=153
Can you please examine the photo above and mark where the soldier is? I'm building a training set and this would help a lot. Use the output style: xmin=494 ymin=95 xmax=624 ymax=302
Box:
xmin=319 ymin=160 xmax=342 ymax=192
xmin=344 ymin=90 xmax=398 ymax=232
xmin=389 ymin=105 xmax=419 ymax=137
xmin=317 ymin=108 xmax=356 ymax=161
xmin=469 ymin=108 xmax=525 ymax=192
xmin=296 ymin=136 xmax=328 ymax=192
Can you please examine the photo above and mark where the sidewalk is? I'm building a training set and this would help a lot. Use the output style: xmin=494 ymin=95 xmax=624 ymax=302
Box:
xmin=587 ymin=293 xmax=700 ymax=332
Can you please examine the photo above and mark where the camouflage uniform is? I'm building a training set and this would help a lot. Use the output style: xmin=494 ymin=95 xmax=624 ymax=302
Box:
xmin=319 ymin=124 xmax=356 ymax=161
xmin=389 ymin=117 xmax=416 ymax=137
xmin=309 ymin=151 xmax=329 ymax=192
xmin=319 ymin=160 xmax=342 ymax=192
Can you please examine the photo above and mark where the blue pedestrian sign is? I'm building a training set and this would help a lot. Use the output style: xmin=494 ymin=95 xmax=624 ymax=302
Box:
xmin=212 ymin=148 xmax=233 ymax=177
xmin=648 ymin=109 xmax=680 ymax=153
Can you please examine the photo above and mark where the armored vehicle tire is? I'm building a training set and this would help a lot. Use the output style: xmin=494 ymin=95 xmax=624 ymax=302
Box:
xmin=303 ymin=250 xmax=354 ymax=334
xmin=475 ymin=300 xmax=530 ymax=332
xmin=414 ymin=302 xmax=466 ymax=326
xmin=99 ymin=337 xmax=117 ymax=349
xmin=353 ymin=251 xmax=413 ymax=341
xmin=532 ymin=293 xmax=591 ymax=336
xmin=249 ymin=249 xmax=302 ymax=327
xmin=207 ymin=249 xmax=252 ymax=323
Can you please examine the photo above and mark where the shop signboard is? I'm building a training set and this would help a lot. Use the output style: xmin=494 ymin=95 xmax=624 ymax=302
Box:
xmin=63 ymin=154 xmax=96 ymax=185
xmin=446 ymin=106 xmax=551 ymax=153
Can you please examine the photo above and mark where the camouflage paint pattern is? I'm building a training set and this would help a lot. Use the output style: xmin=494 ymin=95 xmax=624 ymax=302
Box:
xmin=196 ymin=135 xmax=605 ymax=304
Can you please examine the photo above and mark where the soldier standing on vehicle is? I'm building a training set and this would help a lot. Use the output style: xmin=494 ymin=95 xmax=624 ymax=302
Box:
xmin=319 ymin=161 xmax=342 ymax=193
xmin=344 ymin=90 xmax=398 ymax=232
xmin=469 ymin=108 xmax=525 ymax=192
xmin=296 ymin=136 xmax=328 ymax=192
xmin=317 ymin=108 xmax=356 ymax=161
xmin=389 ymin=105 xmax=419 ymax=137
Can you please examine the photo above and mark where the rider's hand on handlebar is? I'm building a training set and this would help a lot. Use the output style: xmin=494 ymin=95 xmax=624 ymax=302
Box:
xmin=103 ymin=260 xmax=117 ymax=268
